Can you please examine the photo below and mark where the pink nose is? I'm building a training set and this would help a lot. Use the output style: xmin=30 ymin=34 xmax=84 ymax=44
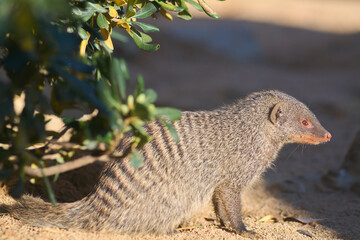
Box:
xmin=324 ymin=132 xmax=332 ymax=141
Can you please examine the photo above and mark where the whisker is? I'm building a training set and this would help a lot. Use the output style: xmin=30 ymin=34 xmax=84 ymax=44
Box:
xmin=286 ymin=144 xmax=301 ymax=161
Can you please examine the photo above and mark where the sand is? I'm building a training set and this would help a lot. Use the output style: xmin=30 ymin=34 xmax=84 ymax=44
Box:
xmin=1 ymin=0 xmax=360 ymax=239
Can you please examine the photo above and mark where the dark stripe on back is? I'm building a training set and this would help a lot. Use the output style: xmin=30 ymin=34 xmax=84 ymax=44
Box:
xmin=154 ymin=120 xmax=178 ymax=161
xmin=142 ymin=142 xmax=169 ymax=182
xmin=141 ymin=147 xmax=165 ymax=183
xmin=173 ymin=120 xmax=185 ymax=159
xmin=185 ymin=112 xmax=194 ymax=132
xmin=105 ymin=163 xmax=139 ymax=201
xmin=118 ymin=163 xmax=149 ymax=192
xmin=149 ymin=122 xmax=171 ymax=173
xmin=198 ymin=113 xmax=208 ymax=150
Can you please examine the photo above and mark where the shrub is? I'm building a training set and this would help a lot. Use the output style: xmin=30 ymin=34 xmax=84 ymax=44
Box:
xmin=0 ymin=0 xmax=221 ymax=202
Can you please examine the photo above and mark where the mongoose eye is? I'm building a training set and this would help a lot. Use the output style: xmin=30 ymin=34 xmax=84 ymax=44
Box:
xmin=301 ymin=119 xmax=312 ymax=128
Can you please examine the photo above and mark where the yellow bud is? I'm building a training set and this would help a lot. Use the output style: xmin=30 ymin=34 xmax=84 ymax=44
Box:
xmin=136 ymin=93 xmax=146 ymax=104
xmin=148 ymin=104 xmax=156 ymax=117
xmin=127 ymin=95 xmax=134 ymax=110
xmin=120 ymin=104 xmax=129 ymax=115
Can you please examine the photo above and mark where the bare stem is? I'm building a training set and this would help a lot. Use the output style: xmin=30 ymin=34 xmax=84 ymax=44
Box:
xmin=24 ymin=154 xmax=113 ymax=178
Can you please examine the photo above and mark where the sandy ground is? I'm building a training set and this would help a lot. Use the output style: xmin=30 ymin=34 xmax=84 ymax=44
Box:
xmin=1 ymin=0 xmax=360 ymax=239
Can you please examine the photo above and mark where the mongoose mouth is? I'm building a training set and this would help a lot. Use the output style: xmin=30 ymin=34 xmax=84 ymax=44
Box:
xmin=291 ymin=132 xmax=332 ymax=145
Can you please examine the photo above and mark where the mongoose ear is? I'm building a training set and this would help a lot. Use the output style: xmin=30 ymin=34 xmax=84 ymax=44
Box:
xmin=270 ymin=103 xmax=283 ymax=124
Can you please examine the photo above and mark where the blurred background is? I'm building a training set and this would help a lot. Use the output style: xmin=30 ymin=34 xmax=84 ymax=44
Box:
xmin=119 ymin=0 xmax=360 ymax=238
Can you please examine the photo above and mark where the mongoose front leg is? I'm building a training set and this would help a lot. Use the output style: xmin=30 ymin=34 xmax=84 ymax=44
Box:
xmin=212 ymin=182 xmax=247 ymax=234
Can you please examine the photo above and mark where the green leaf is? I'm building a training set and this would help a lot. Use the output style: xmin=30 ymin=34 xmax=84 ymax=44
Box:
xmin=178 ymin=10 xmax=192 ymax=20
xmin=52 ymin=66 xmax=108 ymax=114
xmin=101 ymin=131 xmax=114 ymax=145
xmin=112 ymin=58 xmax=126 ymax=100
xmin=134 ymin=75 xmax=145 ymax=98
xmin=144 ymin=89 xmax=157 ymax=104
xmin=126 ymin=0 xmax=137 ymax=18
xmin=131 ymin=119 xmax=146 ymax=134
xmin=42 ymin=170 xmax=57 ymax=205
xmin=97 ymin=78 xmax=122 ymax=109
xmin=83 ymin=139 xmax=98 ymax=150
xmin=126 ymin=5 xmax=136 ymax=18
xmin=53 ymin=173 xmax=60 ymax=183
xmin=63 ymin=117 xmax=76 ymax=125
xmin=139 ymin=31 xmax=152 ymax=43
xmin=155 ymin=107 xmax=182 ymax=121
xmin=129 ymin=30 xmax=159 ymax=52
xmin=130 ymin=150 xmax=144 ymax=168
xmin=78 ymin=27 xmax=89 ymax=40
xmin=184 ymin=0 xmax=202 ymax=11
xmin=154 ymin=0 xmax=184 ymax=12
xmin=160 ymin=119 xmax=179 ymax=142
xmin=119 ymin=58 xmax=130 ymax=80
xmin=133 ymin=2 xmax=157 ymax=18
xmin=111 ymin=30 xmax=129 ymax=43
xmin=88 ymin=2 xmax=107 ymax=13
xmin=133 ymin=103 xmax=151 ymax=120
xmin=97 ymin=13 xmax=109 ymax=29
xmin=177 ymin=0 xmax=193 ymax=20
xmin=132 ymin=21 xmax=159 ymax=33
xmin=56 ymin=156 xmax=64 ymax=164
xmin=198 ymin=0 xmax=220 ymax=19
xmin=136 ymin=133 xmax=152 ymax=150
xmin=108 ymin=111 xmax=124 ymax=131
xmin=72 ymin=7 xmax=94 ymax=21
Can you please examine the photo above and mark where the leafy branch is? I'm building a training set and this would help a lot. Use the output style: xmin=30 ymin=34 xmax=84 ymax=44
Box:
xmin=0 ymin=0 xmax=223 ymax=202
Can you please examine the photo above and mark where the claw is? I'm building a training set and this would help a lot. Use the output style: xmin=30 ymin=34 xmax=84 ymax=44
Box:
xmin=240 ymin=229 xmax=260 ymax=239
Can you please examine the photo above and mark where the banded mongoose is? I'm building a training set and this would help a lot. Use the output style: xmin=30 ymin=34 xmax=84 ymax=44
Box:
xmin=5 ymin=90 xmax=332 ymax=234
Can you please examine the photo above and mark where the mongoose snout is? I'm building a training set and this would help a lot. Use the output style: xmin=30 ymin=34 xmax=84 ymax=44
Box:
xmin=291 ymin=132 xmax=332 ymax=145
xmin=325 ymin=132 xmax=332 ymax=141
xmin=289 ymin=116 xmax=332 ymax=145
xmin=5 ymin=90 xmax=331 ymax=236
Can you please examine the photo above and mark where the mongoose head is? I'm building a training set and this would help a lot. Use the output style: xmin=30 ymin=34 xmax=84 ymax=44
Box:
xmin=269 ymin=94 xmax=332 ymax=145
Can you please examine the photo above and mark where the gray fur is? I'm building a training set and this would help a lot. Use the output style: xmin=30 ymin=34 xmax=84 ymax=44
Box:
xmin=7 ymin=90 xmax=331 ymax=234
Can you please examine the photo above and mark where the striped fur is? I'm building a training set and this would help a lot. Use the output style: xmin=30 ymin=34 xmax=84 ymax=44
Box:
xmin=7 ymin=90 xmax=331 ymax=234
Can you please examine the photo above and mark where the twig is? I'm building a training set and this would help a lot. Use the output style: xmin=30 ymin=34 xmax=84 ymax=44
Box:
xmin=23 ymin=131 xmax=128 ymax=178
xmin=24 ymin=154 xmax=114 ymax=178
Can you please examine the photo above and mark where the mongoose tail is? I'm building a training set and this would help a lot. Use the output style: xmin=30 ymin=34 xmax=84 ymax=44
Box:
xmin=6 ymin=195 xmax=80 ymax=229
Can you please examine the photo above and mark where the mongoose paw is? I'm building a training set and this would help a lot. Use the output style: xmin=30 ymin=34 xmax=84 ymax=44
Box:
xmin=217 ymin=222 xmax=258 ymax=239
xmin=238 ymin=229 xmax=260 ymax=239
xmin=220 ymin=227 xmax=259 ymax=239
xmin=228 ymin=224 xmax=259 ymax=239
